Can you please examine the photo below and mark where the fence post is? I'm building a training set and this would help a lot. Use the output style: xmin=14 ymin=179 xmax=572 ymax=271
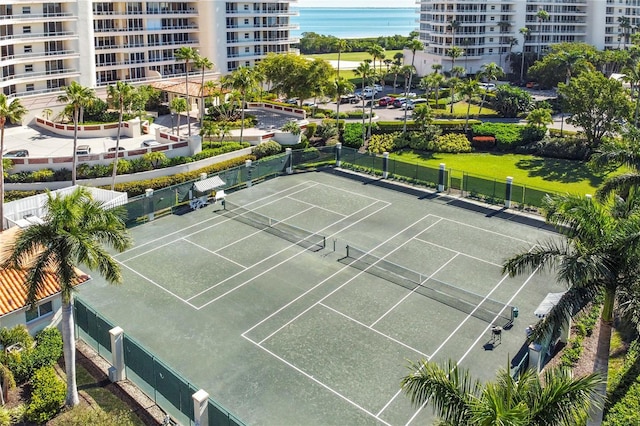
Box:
xmin=505 ymin=176 xmax=513 ymax=208
xmin=192 ymin=389 xmax=209 ymax=426
xmin=438 ymin=163 xmax=446 ymax=192
xmin=145 ymin=188 xmax=154 ymax=221
xmin=286 ymin=148 xmax=292 ymax=174
xmin=383 ymin=152 xmax=389 ymax=179
xmin=336 ymin=143 xmax=342 ymax=167
xmin=245 ymin=159 xmax=252 ymax=188
xmin=586 ymin=194 xmax=592 ymax=201
xmin=108 ymin=326 xmax=126 ymax=382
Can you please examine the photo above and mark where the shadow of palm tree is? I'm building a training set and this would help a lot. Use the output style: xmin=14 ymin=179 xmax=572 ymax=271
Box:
xmin=515 ymin=157 xmax=608 ymax=187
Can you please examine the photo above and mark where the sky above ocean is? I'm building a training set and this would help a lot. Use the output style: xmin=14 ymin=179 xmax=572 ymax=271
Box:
xmin=297 ymin=0 xmax=415 ymax=8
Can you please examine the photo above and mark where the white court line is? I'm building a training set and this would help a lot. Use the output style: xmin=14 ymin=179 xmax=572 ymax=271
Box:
xmin=119 ymin=262 xmax=198 ymax=309
xmin=185 ymin=205 xmax=318 ymax=302
xmin=195 ymin=200 xmax=392 ymax=309
xmin=440 ymin=216 xmax=534 ymax=245
xmin=313 ymin=181 xmax=384 ymax=203
xmin=242 ymin=334 xmax=393 ymax=426
xmin=255 ymin=216 xmax=439 ymax=345
xmin=182 ymin=239 xmax=248 ymax=270
xmin=413 ymin=236 xmax=504 ymax=268
xmin=122 ymin=183 xmax=320 ymax=263
xmin=319 ymin=303 xmax=430 ymax=359
xmin=284 ymin=195 xmax=347 ymax=217
xmin=370 ymin=253 xmax=458 ymax=328
xmin=403 ymin=264 xmax=542 ymax=426
xmin=116 ymin=180 xmax=319 ymax=258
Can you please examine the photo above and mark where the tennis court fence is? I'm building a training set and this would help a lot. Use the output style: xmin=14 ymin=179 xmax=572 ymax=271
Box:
xmin=74 ymin=297 xmax=245 ymax=426
xmin=122 ymin=145 xmax=557 ymax=227
xmin=340 ymin=245 xmax=515 ymax=329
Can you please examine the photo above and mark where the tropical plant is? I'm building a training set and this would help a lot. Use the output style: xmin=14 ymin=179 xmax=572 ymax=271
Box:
xmin=503 ymin=191 xmax=640 ymax=402
xmin=41 ymin=108 xmax=52 ymax=121
xmin=536 ymin=9 xmax=550 ymax=61
xmin=526 ymin=107 xmax=553 ymax=129
xmin=401 ymin=359 xmax=602 ymax=425
xmin=0 ymin=187 xmax=132 ymax=407
xmin=477 ymin=62 xmax=504 ymax=116
xmin=57 ymin=82 xmax=96 ymax=185
xmin=0 ymin=94 xmax=26 ymax=229
xmin=353 ymin=61 xmax=374 ymax=144
xmin=194 ymin=55 xmax=214 ymax=127
xmin=591 ymin=127 xmax=640 ymax=198
xmin=447 ymin=19 xmax=460 ymax=47
xmin=106 ymin=82 xmax=134 ymax=190
xmin=493 ymin=84 xmax=533 ymax=118
xmin=170 ymin=97 xmax=188 ymax=137
xmin=174 ymin=46 xmax=199 ymax=137
xmin=460 ymin=79 xmax=479 ymax=132
xmin=519 ymin=27 xmax=531 ymax=81
xmin=281 ymin=121 xmax=301 ymax=135
xmin=221 ymin=67 xmax=261 ymax=144
xmin=403 ymin=39 xmax=424 ymax=133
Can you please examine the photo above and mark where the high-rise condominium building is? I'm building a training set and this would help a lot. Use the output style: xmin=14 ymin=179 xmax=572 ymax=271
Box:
xmin=415 ymin=0 xmax=634 ymax=76
xmin=0 ymin=1 xmax=298 ymax=99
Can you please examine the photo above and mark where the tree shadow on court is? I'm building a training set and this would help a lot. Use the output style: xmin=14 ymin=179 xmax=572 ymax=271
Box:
xmin=514 ymin=157 xmax=610 ymax=187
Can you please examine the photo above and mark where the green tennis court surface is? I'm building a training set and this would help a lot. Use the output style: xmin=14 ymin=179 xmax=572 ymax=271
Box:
xmin=81 ymin=170 xmax=565 ymax=425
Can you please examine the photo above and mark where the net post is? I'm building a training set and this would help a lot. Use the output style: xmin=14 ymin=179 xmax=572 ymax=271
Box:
xmin=286 ymin=148 xmax=293 ymax=174
xmin=383 ymin=152 xmax=389 ymax=179
xmin=336 ymin=143 xmax=342 ymax=167
xmin=438 ymin=163 xmax=446 ymax=192
xmin=346 ymin=245 xmax=350 ymax=258
xmin=505 ymin=176 xmax=513 ymax=208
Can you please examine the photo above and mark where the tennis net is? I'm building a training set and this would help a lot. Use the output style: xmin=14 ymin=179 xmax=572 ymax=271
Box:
xmin=217 ymin=201 xmax=326 ymax=252
xmin=342 ymin=245 xmax=514 ymax=327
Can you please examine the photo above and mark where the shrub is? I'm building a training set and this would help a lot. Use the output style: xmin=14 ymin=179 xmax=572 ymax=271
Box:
xmin=0 ymin=406 xmax=10 ymax=426
xmin=252 ymin=141 xmax=282 ymax=159
xmin=48 ymin=406 xmax=136 ymax=426
xmin=304 ymin=122 xmax=317 ymax=139
xmin=472 ymin=122 xmax=528 ymax=151
xmin=516 ymin=136 xmax=591 ymax=160
xmin=31 ymin=328 xmax=63 ymax=371
xmin=431 ymin=133 xmax=472 ymax=153
xmin=472 ymin=136 xmax=496 ymax=150
xmin=25 ymin=366 xmax=65 ymax=423
xmin=30 ymin=169 xmax=54 ymax=182
xmin=342 ymin=123 xmax=365 ymax=148
xmin=116 ymin=159 xmax=132 ymax=174
xmin=368 ymin=133 xmax=397 ymax=154
xmin=520 ymin=124 xmax=546 ymax=145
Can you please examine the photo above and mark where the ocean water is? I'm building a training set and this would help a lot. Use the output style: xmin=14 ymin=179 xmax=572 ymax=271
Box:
xmin=291 ymin=7 xmax=417 ymax=39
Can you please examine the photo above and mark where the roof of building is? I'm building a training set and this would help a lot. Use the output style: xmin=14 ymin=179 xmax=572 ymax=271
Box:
xmin=0 ymin=227 xmax=90 ymax=316
xmin=149 ymin=77 xmax=222 ymax=98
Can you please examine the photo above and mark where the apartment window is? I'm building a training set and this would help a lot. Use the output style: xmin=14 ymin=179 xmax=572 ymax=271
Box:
xmin=23 ymin=26 xmax=31 ymax=34
xmin=244 ymin=19 xmax=249 ymax=25
xmin=24 ymin=45 xmax=32 ymax=53
xmin=489 ymin=37 xmax=493 ymax=42
xmin=245 ymin=47 xmax=250 ymax=52
xmin=490 ymin=16 xmax=495 ymax=21
xmin=26 ymin=300 xmax=53 ymax=322
xmin=244 ymin=33 xmax=249 ymax=39
xmin=244 ymin=4 xmax=249 ymax=10
xmin=490 ymin=27 xmax=494 ymax=31
xmin=245 ymin=61 xmax=250 ymax=66
xmin=25 ymin=64 xmax=33 ymax=72
xmin=489 ymin=49 xmax=493 ymax=53
xmin=22 ymin=6 xmax=31 ymax=14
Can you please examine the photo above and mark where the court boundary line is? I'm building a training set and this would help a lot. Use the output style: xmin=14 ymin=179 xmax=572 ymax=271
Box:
xmin=118 ymin=262 xmax=198 ymax=309
xmin=284 ymin=195 xmax=348 ymax=217
xmin=182 ymin=239 xmax=249 ymax=270
xmin=369 ymin=253 xmax=460 ymax=328
xmin=440 ymin=216 xmax=534 ymax=244
xmin=115 ymin=180 xmax=319 ymax=257
xmin=318 ymin=302 xmax=430 ymax=359
xmin=413 ymin=236 xmax=503 ymax=268
xmin=402 ymin=264 xmax=543 ymax=426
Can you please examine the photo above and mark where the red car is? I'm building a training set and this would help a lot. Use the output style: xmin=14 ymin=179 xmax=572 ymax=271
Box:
xmin=378 ymin=96 xmax=396 ymax=107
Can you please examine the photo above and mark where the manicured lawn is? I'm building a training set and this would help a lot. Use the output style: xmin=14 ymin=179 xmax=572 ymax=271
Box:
xmin=390 ymin=151 xmax=624 ymax=196
xmin=305 ymin=50 xmax=403 ymax=62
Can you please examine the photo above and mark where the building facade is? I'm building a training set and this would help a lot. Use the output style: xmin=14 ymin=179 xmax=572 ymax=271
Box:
xmin=414 ymin=0 xmax=634 ymax=76
xmin=0 ymin=1 xmax=298 ymax=99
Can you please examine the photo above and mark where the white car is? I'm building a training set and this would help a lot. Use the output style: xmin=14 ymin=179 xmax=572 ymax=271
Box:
xmin=374 ymin=84 xmax=383 ymax=92
xmin=479 ymin=83 xmax=497 ymax=91
xmin=401 ymin=98 xmax=428 ymax=110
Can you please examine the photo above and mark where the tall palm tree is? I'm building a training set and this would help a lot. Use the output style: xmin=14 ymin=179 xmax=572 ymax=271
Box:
xmin=592 ymin=127 xmax=640 ymax=198
xmin=519 ymin=27 xmax=531 ymax=82
xmin=0 ymin=187 xmax=132 ymax=407
xmin=536 ymin=9 xmax=550 ymax=61
xmin=622 ymin=60 xmax=640 ymax=126
xmin=334 ymin=38 xmax=349 ymax=80
xmin=0 ymin=94 xmax=27 ymax=229
xmin=403 ymin=39 xmax=425 ymax=133
xmin=170 ymin=97 xmax=188 ymax=137
xmin=393 ymin=51 xmax=404 ymax=65
xmin=367 ymin=44 xmax=385 ymax=73
xmin=334 ymin=77 xmax=355 ymax=138
xmin=401 ymin=359 xmax=602 ymax=425
xmin=460 ymin=79 xmax=479 ymax=132
xmin=194 ymin=55 xmax=214 ymax=128
xmin=106 ymin=81 xmax=133 ymax=191
xmin=221 ymin=66 xmax=260 ymax=144
xmin=477 ymin=62 xmax=504 ymax=116
xmin=447 ymin=19 xmax=460 ymax=47
xmin=619 ymin=16 xmax=632 ymax=49
xmin=432 ymin=63 xmax=443 ymax=74
xmin=432 ymin=73 xmax=445 ymax=112
xmin=503 ymin=191 xmax=640 ymax=413
xmin=447 ymin=46 xmax=463 ymax=74
xmin=57 ymin=82 xmax=96 ymax=186
xmin=174 ymin=46 xmax=199 ymax=138
xmin=353 ymin=61 xmax=374 ymax=145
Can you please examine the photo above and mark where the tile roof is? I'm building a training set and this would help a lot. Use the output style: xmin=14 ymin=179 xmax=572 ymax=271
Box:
xmin=0 ymin=227 xmax=90 ymax=316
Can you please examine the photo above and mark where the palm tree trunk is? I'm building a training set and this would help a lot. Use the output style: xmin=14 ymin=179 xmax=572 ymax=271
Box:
xmin=176 ymin=111 xmax=181 ymax=137
xmin=634 ymin=85 xmax=640 ymax=127
xmin=72 ymin=107 xmax=79 ymax=186
xmin=61 ymin=300 xmax=79 ymax=407
xmin=602 ymin=287 xmax=615 ymax=322
xmin=0 ymin=120 xmax=5 ymax=230
xmin=200 ymin=70 xmax=206 ymax=128
xmin=465 ymin=102 xmax=471 ymax=132
xmin=185 ymin=62 xmax=191 ymax=138
xmin=240 ymin=93 xmax=246 ymax=144
xmin=478 ymin=92 xmax=487 ymax=117
xmin=111 ymin=103 xmax=123 ymax=191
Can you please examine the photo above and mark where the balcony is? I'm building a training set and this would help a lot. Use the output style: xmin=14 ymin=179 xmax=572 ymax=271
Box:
xmin=1 ymin=49 xmax=77 ymax=63
xmin=0 ymin=31 xmax=77 ymax=42
xmin=0 ymin=12 xmax=75 ymax=22
xmin=1 ymin=68 xmax=79 ymax=83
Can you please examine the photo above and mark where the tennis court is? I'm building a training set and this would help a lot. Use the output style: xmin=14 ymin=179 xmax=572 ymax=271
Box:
xmin=80 ymin=170 xmax=565 ymax=425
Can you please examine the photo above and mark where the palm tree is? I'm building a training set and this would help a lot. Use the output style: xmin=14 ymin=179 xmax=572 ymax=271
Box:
xmin=221 ymin=66 xmax=260 ymax=144
xmin=447 ymin=46 xmax=463 ymax=75
xmin=0 ymin=187 xmax=132 ymax=407
xmin=390 ymin=64 xmax=401 ymax=89
xmin=526 ymin=107 xmax=553 ymax=129
xmin=503 ymin=191 xmax=640 ymax=412
xmin=106 ymin=82 xmax=133 ymax=190
xmin=536 ymin=9 xmax=550 ymax=61
xmin=460 ymin=79 xmax=479 ymax=132
xmin=447 ymin=19 xmax=460 ymax=47
xmin=592 ymin=127 xmax=640 ymax=198
xmin=334 ymin=77 xmax=355 ymax=138
xmin=557 ymin=51 xmax=585 ymax=85
xmin=619 ymin=16 xmax=632 ymax=49
xmin=403 ymin=39 xmax=424 ymax=133
xmin=622 ymin=60 xmax=640 ymax=126
xmin=174 ymin=46 xmax=199 ymax=137
xmin=170 ymin=97 xmax=187 ymax=137
xmin=41 ymin=108 xmax=52 ymax=121
xmin=194 ymin=55 xmax=214 ymax=128
xmin=57 ymin=82 xmax=96 ymax=186
xmin=432 ymin=63 xmax=443 ymax=74
xmin=519 ymin=27 xmax=531 ymax=82
xmin=393 ymin=51 xmax=404 ymax=65
xmin=353 ymin=61 xmax=374 ymax=145
xmin=334 ymin=38 xmax=349 ymax=80
xmin=401 ymin=359 xmax=602 ymax=425
xmin=432 ymin=73 xmax=445 ymax=112
xmin=0 ymin=94 xmax=27 ymax=229
xmin=477 ymin=62 xmax=504 ymax=116
xmin=367 ymin=44 xmax=385 ymax=73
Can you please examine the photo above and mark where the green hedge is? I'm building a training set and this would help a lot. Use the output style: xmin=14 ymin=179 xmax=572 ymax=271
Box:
xmin=471 ymin=122 xmax=544 ymax=151
xmin=25 ymin=366 xmax=65 ymax=423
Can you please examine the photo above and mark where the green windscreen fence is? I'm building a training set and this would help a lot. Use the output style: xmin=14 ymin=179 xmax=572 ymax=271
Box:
xmin=74 ymin=298 xmax=246 ymax=426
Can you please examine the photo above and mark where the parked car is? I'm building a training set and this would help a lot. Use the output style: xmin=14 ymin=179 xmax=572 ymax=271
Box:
xmin=479 ymin=83 xmax=497 ymax=92
xmin=302 ymin=101 xmax=318 ymax=108
xmin=401 ymin=98 xmax=428 ymax=110
xmin=399 ymin=92 xmax=417 ymax=98
xmin=339 ymin=94 xmax=359 ymax=104
xmin=392 ymin=97 xmax=407 ymax=108
xmin=361 ymin=88 xmax=377 ymax=98
xmin=373 ymin=84 xmax=383 ymax=92
xmin=142 ymin=141 xmax=161 ymax=147
xmin=286 ymin=98 xmax=298 ymax=105
xmin=76 ymin=145 xmax=91 ymax=155
xmin=3 ymin=149 xmax=29 ymax=158
xmin=378 ymin=96 xmax=396 ymax=107
xmin=108 ymin=146 xmax=126 ymax=152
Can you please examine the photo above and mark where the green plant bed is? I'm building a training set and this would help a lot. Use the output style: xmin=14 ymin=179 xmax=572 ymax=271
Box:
xmin=390 ymin=151 xmax=626 ymax=195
